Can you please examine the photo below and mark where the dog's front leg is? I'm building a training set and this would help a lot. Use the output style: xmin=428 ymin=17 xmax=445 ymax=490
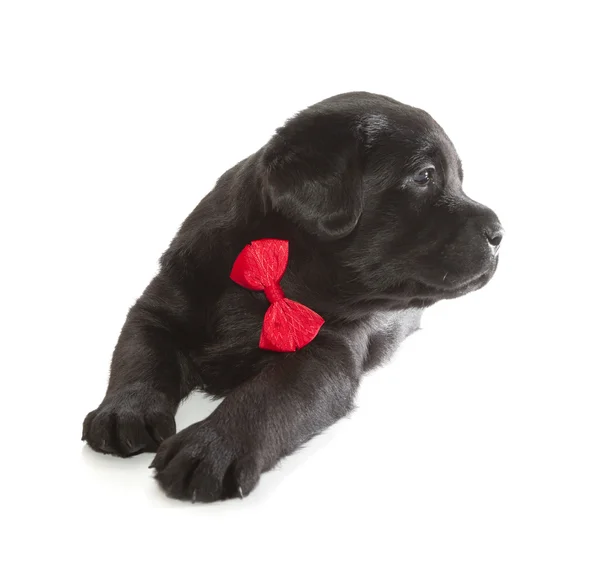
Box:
xmin=151 ymin=336 xmax=360 ymax=502
xmin=82 ymin=276 xmax=192 ymax=457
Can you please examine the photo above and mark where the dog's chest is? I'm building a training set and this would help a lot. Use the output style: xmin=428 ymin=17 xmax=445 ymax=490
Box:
xmin=350 ymin=308 xmax=424 ymax=372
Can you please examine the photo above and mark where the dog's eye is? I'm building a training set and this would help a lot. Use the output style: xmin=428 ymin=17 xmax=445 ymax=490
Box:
xmin=414 ymin=167 xmax=435 ymax=185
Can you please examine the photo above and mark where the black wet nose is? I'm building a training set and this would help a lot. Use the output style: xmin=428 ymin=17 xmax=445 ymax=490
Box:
xmin=486 ymin=226 xmax=504 ymax=247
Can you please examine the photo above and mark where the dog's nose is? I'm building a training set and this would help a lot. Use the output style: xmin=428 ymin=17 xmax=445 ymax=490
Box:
xmin=485 ymin=225 xmax=504 ymax=251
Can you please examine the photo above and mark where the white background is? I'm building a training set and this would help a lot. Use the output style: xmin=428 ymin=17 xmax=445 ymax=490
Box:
xmin=1 ymin=1 xmax=599 ymax=568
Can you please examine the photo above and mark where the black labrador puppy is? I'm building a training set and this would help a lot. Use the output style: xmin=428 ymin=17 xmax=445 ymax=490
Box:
xmin=82 ymin=92 xmax=503 ymax=502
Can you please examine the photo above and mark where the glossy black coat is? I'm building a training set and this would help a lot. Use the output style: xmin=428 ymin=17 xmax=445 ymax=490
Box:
xmin=82 ymin=92 xmax=502 ymax=502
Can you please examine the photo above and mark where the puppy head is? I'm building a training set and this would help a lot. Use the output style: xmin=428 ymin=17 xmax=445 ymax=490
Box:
xmin=262 ymin=92 xmax=503 ymax=308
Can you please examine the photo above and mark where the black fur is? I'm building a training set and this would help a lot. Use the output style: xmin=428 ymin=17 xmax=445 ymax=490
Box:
xmin=82 ymin=92 xmax=502 ymax=502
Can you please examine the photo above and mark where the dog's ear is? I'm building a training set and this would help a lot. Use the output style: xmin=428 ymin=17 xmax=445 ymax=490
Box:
xmin=261 ymin=115 xmax=364 ymax=240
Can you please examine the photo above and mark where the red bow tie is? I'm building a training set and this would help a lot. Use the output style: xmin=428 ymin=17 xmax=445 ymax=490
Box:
xmin=230 ymin=239 xmax=325 ymax=352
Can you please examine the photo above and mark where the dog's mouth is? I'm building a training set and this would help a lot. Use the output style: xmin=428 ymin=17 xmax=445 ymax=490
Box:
xmin=417 ymin=245 xmax=500 ymax=292
xmin=359 ymin=264 xmax=496 ymax=311
xmin=403 ymin=269 xmax=490 ymax=300
xmin=429 ymin=254 xmax=499 ymax=295
xmin=436 ymin=268 xmax=494 ymax=297
xmin=401 ymin=255 xmax=499 ymax=299
xmin=348 ymin=252 xmax=499 ymax=312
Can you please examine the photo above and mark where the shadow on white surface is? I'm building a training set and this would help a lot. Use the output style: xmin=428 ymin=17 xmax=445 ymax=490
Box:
xmin=174 ymin=390 xmax=221 ymax=430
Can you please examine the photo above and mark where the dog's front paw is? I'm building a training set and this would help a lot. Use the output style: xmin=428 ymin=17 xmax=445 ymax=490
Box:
xmin=150 ymin=421 xmax=262 ymax=502
xmin=82 ymin=389 xmax=176 ymax=457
